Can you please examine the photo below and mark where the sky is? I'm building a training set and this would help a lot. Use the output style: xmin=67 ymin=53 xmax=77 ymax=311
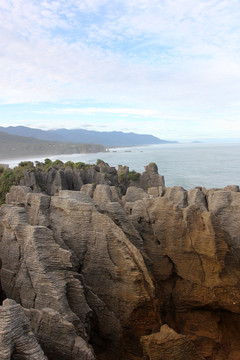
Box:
xmin=1 ymin=0 xmax=240 ymax=140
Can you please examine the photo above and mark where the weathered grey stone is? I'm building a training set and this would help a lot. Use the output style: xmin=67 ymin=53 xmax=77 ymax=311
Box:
xmin=49 ymin=191 xmax=160 ymax=359
xmin=1 ymin=179 xmax=240 ymax=360
xmin=17 ymin=162 xmax=166 ymax=199
xmin=98 ymin=161 xmax=119 ymax=186
xmin=25 ymin=307 xmax=94 ymax=360
xmin=6 ymin=186 xmax=50 ymax=227
xmin=187 ymin=187 xmax=208 ymax=211
xmin=5 ymin=185 xmax=32 ymax=204
xmin=99 ymin=200 xmax=146 ymax=255
xmin=164 ymin=186 xmax=188 ymax=208
xmin=20 ymin=170 xmax=42 ymax=193
xmin=207 ymin=190 xmax=240 ymax=243
xmin=110 ymin=186 xmax=121 ymax=202
xmin=0 ymin=299 xmax=47 ymax=360
xmin=93 ymin=184 xmax=113 ymax=204
xmin=80 ymin=184 xmax=95 ymax=197
xmin=0 ymin=202 xmax=95 ymax=359
xmin=141 ymin=324 xmax=204 ymax=360
xmin=79 ymin=167 xmax=106 ymax=186
xmin=139 ymin=163 xmax=165 ymax=190
xmin=0 ymin=185 xmax=160 ymax=360
xmin=125 ymin=186 xmax=148 ymax=203
xmin=58 ymin=189 xmax=96 ymax=206
xmin=224 ymin=185 xmax=239 ymax=192
xmin=147 ymin=187 xmax=159 ymax=197
xmin=144 ymin=163 xmax=159 ymax=174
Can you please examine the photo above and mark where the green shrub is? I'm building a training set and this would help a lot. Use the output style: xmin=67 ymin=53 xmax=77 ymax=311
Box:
xmin=104 ymin=172 xmax=110 ymax=180
xmin=35 ymin=161 xmax=43 ymax=168
xmin=18 ymin=161 xmax=34 ymax=168
xmin=0 ymin=169 xmax=18 ymax=206
xmin=127 ymin=170 xmax=140 ymax=181
xmin=52 ymin=159 xmax=64 ymax=168
xmin=74 ymin=162 xmax=87 ymax=170
xmin=65 ymin=161 xmax=75 ymax=169
xmin=44 ymin=158 xmax=52 ymax=165
xmin=118 ymin=172 xmax=125 ymax=183
xmin=0 ymin=162 xmax=35 ymax=205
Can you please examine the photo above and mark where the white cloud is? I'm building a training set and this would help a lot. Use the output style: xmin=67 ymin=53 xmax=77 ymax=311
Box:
xmin=1 ymin=0 xmax=240 ymax=138
xmin=37 ymin=107 xmax=163 ymax=117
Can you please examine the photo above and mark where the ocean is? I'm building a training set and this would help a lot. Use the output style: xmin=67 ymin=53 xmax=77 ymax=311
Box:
xmin=2 ymin=143 xmax=240 ymax=190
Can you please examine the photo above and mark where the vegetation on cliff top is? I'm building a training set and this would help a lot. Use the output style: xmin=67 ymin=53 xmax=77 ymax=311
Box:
xmin=0 ymin=159 xmax=102 ymax=205
xmin=0 ymin=159 xmax=144 ymax=206
xmin=0 ymin=161 xmax=34 ymax=206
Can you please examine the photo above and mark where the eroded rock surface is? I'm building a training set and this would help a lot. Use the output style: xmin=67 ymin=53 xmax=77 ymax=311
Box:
xmin=0 ymin=163 xmax=240 ymax=360
xmin=124 ymin=184 xmax=240 ymax=359
xmin=19 ymin=161 xmax=166 ymax=196
xmin=141 ymin=324 xmax=204 ymax=360
xmin=0 ymin=184 xmax=160 ymax=359
xmin=0 ymin=299 xmax=47 ymax=360
xmin=0 ymin=202 xmax=95 ymax=360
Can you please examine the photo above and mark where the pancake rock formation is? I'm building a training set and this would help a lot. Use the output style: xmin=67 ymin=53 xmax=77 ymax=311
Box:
xmin=0 ymin=298 xmax=47 ymax=359
xmin=141 ymin=324 xmax=204 ymax=360
xmin=0 ymin=162 xmax=240 ymax=360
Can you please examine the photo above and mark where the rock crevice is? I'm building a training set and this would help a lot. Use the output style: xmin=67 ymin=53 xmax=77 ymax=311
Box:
xmin=0 ymin=163 xmax=240 ymax=359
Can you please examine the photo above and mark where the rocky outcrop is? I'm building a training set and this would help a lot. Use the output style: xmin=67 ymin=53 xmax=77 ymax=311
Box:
xmin=139 ymin=163 xmax=165 ymax=190
xmin=0 ymin=164 xmax=240 ymax=360
xmin=0 ymin=202 xmax=95 ymax=360
xmin=0 ymin=185 xmax=160 ymax=360
xmin=48 ymin=190 xmax=159 ymax=359
xmin=0 ymin=298 xmax=47 ymax=359
xmin=19 ymin=161 xmax=165 ymax=196
xmin=20 ymin=163 xmax=118 ymax=195
xmin=123 ymin=185 xmax=240 ymax=359
xmin=141 ymin=324 xmax=204 ymax=360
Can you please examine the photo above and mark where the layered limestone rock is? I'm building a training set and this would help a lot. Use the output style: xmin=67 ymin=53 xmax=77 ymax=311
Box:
xmin=25 ymin=307 xmax=94 ymax=360
xmin=19 ymin=161 xmax=165 ymax=196
xmin=141 ymin=324 xmax=204 ymax=360
xmin=139 ymin=163 xmax=165 ymax=191
xmin=48 ymin=190 xmax=160 ymax=359
xmin=0 ymin=163 xmax=240 ymax=360
xmin=0 ymin=298 xmax=47 ymax=360
xmin=21 ymin=166 xmax=103 ymax=195
xmin=0 ymin=185 xmax=160 ymax=360
xmin=0 ymin=200 xmax=95 ymax=360
xmin=123 ymin=184 xmax=240 ymax=359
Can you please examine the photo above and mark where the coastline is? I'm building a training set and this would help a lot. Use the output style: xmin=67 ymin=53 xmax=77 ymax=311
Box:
xmin=1 ymin=142 xmax=239 ymax=190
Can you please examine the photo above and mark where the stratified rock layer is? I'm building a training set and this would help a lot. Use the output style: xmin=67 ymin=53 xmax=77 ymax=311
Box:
xmin=0 ymin=201 xmax=95 ymax=360
xmin=124 ymin=185 xmax=240 ymax=359
xmin=0 ymin=184 xmax=160 ymax=360
xmin=0 ymin=163 xmax=240 ymax=360
xmin=141 ymin=324 xmax=204 ymax=360
xmin=19 ymin=161 xmax=165 ymax=196
xmin=0 ymin=299 xmax=47 ymax=360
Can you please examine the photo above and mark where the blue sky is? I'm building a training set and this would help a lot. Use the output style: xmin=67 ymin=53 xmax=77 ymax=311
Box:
xmin=1 ymin=0 xmax=240 ymax=140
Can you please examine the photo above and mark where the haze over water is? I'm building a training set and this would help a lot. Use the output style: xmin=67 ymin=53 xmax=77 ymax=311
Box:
xmin=4 ymin=143 xmax=240 ymax=190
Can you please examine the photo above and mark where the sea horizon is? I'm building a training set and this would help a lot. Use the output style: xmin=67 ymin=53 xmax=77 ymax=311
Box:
xmin=1 ymin=142 xmax=240 ymax=191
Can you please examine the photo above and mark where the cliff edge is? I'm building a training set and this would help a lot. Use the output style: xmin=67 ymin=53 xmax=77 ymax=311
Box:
xmin=0 ymin=163 xmax=239 ymax=359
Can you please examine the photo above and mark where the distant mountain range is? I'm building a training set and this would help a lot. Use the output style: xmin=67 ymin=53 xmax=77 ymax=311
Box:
xmin=0 ymin=131 xmax=105 ymax=160
xmin=0 ymin=126 xmax=178 ymax=147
